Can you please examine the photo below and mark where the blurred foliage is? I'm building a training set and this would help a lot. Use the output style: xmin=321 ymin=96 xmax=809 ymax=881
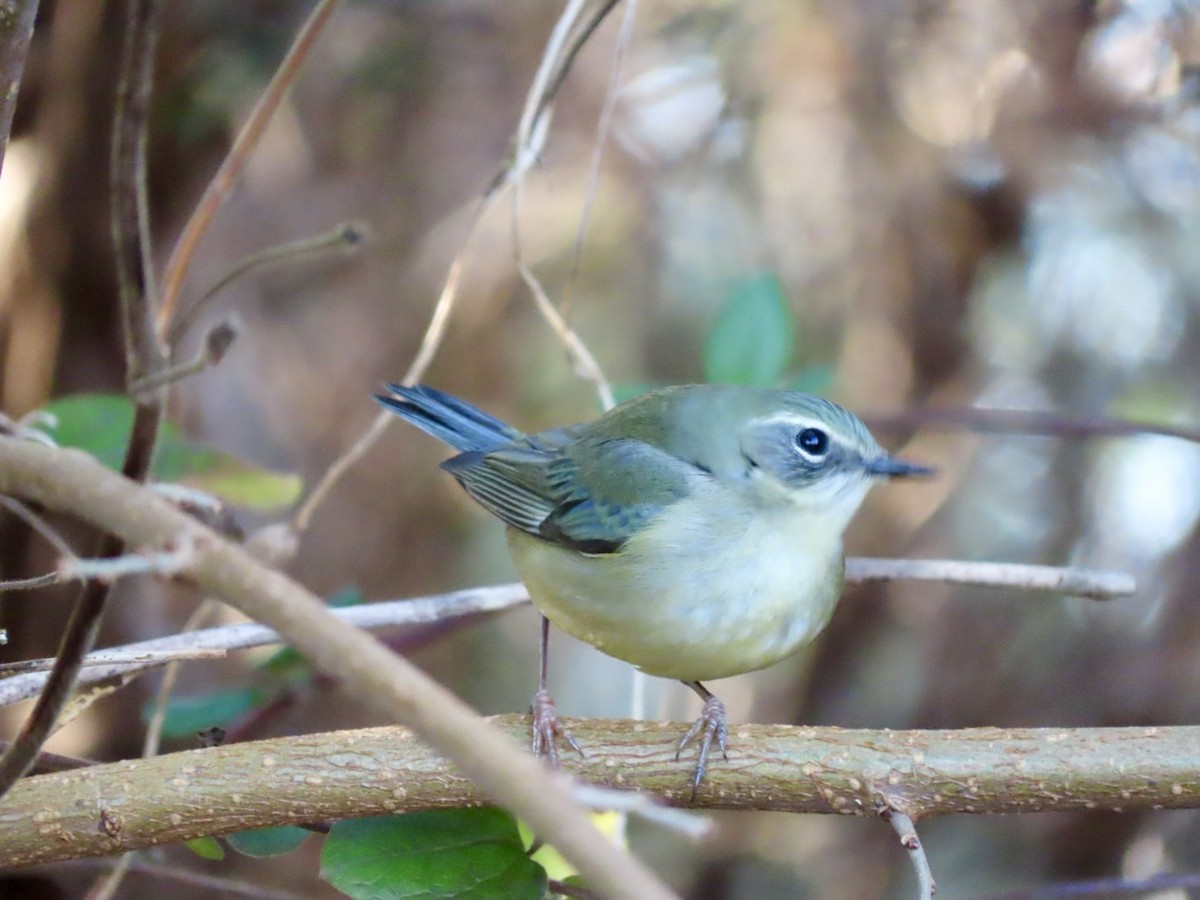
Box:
xmin=40 ymin=394 xmax=302 ymax=510
xmin=4 ymin=0 xmax=1200 ymax=898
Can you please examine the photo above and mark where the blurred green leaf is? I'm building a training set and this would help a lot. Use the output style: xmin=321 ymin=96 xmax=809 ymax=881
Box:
xmin=143 ymin=686 xmax=265 ymax=739
xmin=185 ymin=836 xmax=225 ymax=860
xmin=703 ymin=271 xmax=796 ymax=388
xmin=321 ymin=808 xmax=547 ymax=900
xmin=40 ymin=393 xmax=302 ymax=511
xmin=226 ymin=825 xmax=311 ymax=858
xmin=787 ymin=365 xmax=835 ymax=396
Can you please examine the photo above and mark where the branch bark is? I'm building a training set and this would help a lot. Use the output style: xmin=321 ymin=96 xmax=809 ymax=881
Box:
xmin=1 ymin=717 xmax=1197 ymax=868
xmin=0 ymin=0 xmax=39 ymax=178
xmin=0 ymin=435 xmax=674 ymax=900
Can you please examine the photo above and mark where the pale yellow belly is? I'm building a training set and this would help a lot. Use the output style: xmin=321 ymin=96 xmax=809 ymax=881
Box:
xmin=505 ymin=499 xmax=845 ymax=682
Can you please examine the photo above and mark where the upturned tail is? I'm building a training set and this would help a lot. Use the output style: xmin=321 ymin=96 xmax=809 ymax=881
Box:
xmin=374 ymin=384 xmax=523 ymax=453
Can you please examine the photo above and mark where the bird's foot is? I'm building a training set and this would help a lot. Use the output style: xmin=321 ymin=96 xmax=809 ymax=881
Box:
xmin=676 ymin=693 xmax=728 ymax=799
xmin=530 ymin=688 xmax=584 ymax=765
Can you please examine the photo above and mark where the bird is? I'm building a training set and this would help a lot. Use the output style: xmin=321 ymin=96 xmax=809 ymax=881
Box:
xmin=375 ymin=382 xmax=931 ymax=793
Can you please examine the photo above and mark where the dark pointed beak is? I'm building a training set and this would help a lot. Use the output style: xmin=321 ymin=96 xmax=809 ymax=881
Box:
xmin=863 ymin=455 xmax=935 ymax=478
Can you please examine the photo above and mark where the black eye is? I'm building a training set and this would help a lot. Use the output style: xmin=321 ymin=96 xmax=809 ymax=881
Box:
xmin=795 ymin=428 xmax=829 ymax=457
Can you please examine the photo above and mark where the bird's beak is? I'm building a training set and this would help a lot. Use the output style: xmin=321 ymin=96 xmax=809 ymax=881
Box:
xmin=863 ymin=455 xmax=935 ymax=478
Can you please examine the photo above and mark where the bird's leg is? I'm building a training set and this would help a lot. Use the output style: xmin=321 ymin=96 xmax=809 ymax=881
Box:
xmin=530 ymin=614 xmax=583 ymax=763
xmin=676 ymin=680 xmax=728 ymax=798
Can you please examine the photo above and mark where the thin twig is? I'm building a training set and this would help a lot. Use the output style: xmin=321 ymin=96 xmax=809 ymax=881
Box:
xmin=56 ymin=539 xmax=196 ymax=584
xmin=881 ymin=807 xmax=936 ymax=900
xmin=155 ymin=0 xmax=347 ymax=342
xmin=0 ymin=583 xmax=529 ymax=706
xmin=0 ymin=572 xmax=59 ymax=591
xmin=40 ymin=858 xmax=307 ymax=900
xmin=289 ymin=207 xmax=480 ymax=535
xmin=131 ymin=318 xmax=239 ymax=392
xmin=572 ymin=783 xmax=712 ymax=840
xmin=867 ymin=406 xmax=1200 ymax=446
xmin=0 ymin=647 xmax=224 ymax=676
xmin=142 ymin=601 xmax=219 ymax=759
xmin=562 ymin=0 xmax=636 ymax=321
xmin=845 ymin=558 xmax=1136 ymax=600
xmin=0 ymin=494 xmax=78 ymax=560
xmin=168 ymin=221 xmax=367 ymax=347
xmin=0 ymin=0 xmax=167 ymax=801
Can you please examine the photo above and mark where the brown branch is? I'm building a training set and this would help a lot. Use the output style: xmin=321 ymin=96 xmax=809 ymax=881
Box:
xmin=0 ymin=0 xmax=40 ymax=178
xmin=0 ymin=0 xmax=167 ymax=799
xmin=0 ymin=436 xmax=675 ymax=900
xmin=1 ymin=717 xmax=1198 ymax=868
xmin=155 ymin=0 xmax=346 ymax=341
xmin=866 ymin=406 xmax=1200 ymax=446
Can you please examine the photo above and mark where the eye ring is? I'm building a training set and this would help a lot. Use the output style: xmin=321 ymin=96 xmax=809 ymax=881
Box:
xmin=795 ymin=427 xmax=829 ymax=458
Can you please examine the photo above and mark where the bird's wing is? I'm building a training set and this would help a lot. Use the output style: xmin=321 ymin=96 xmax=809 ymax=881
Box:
xmin=442 ymin=436 xmax=703 ymax=554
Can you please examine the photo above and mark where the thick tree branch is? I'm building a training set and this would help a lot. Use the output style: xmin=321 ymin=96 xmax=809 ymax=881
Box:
xmin=1 ymin=717 xmax=1198 ymax=868
xmin=0 ymin=435 xmax=674 ymax=900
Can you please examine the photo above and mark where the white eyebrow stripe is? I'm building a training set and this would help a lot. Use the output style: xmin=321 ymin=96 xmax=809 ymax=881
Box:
xmin=755 ymin=413 xmax=857 ymax=447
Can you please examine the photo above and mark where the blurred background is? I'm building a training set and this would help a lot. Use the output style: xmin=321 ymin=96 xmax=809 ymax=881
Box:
xmin=2 ymin=0 xmax=1200 ymax=897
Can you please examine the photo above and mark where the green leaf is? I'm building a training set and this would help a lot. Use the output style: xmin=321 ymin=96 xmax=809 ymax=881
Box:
xmin=787 ymin=365 xmax=835 ymax=396
xmin=185 ymin=836 xmax=226 ymax=860
xmin=610 ymin=382 xmax=660 ymax=404
xmin=702 ymin=271 xmax=796 ymax=388
xmin=39 ymin=393 xmax=303 ymax=511
xmin=143 ymin=685 xmax=265 ymax=739
xmin=227 ymin=825 xmax=311 ymax=858
xmin=321 ymin=809 xmax=547 ymax=900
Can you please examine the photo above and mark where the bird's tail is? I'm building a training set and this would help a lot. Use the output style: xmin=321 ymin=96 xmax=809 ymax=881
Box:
xmin=374 ymin=384 xmax=523 ymax=453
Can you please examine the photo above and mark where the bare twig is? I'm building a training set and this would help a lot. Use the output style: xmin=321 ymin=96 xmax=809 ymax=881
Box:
xmin=0 ymin=493 xmax=77 ymax=559
xmin=0 ymin=584 xmax=528 ymax=706
xmin=131 ymin=318 xmax=239 ymax=392
xmin=40 ymin=858 xmax=307 ymax=900
xmin=3 ymin=717 xmax=1200 ymax=868
xmin=572 ymin=783 xmax=713 ymax=840
xmin=0 ymin=0 xmax=40 ymax=178
xmin=0 ymin=647 xmax=224 ymax=677
xmin=0 ymin=572 xmax=59 ymax=591
xmin=289 ymin=209 xmax=478 ymax=535
xmin=562 ymin=0 xmax=637 ymax=321
xmin=0 ymin=0 xmax=167 ymax=800
xmin=168 ymin=221 xmax=367 ymax=347
xmin=142 ymin=601 xmax=218 ymax=759
xmin=845 ymin=558 xmax=1135 ymax=600
xmin=867 ymin=406 xmax=1200 ymax=446
xmin=0 ymin=436 xmax=676 ymax=900
xmin=56 ymin=539 xmax=196 ymax=584
xmin=881 ymin=806 xmax=936 ymax=900
xmin=155 ymin=0 xmax=347 ymax=341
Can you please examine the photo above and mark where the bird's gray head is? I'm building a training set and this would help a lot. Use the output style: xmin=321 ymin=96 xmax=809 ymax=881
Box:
xmin=738 ymin=393 xmax=930 ymax=527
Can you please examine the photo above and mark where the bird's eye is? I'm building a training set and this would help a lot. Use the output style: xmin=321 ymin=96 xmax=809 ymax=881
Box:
xmin=795 ymin=428 xmax=829 ymax=458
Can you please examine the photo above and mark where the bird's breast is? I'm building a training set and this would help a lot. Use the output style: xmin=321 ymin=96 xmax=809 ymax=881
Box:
xmin=506 ymin=490 xmax=846 ymax=681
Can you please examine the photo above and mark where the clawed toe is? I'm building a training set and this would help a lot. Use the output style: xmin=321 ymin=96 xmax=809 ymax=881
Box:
xmin=531 ymin=688 xmax=583 ymax=764
xmin=676 ymin=693 xmax=728 ymax=798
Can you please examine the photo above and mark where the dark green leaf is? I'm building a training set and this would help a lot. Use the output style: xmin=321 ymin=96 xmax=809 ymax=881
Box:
xmin=702 ymin=271 xmax=796 ymax=388
xmin=321 ymin=808 xmax=547 ymax=900
xmin=143 ymin=686 xmax=265 ymax=739
xmin=227 ymin=825 xmax=311 ymax=858
xmin=185 ymin=836 xmax=225 ymax=860
xmin=40 ymin=393 xmax=302 ymax=511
